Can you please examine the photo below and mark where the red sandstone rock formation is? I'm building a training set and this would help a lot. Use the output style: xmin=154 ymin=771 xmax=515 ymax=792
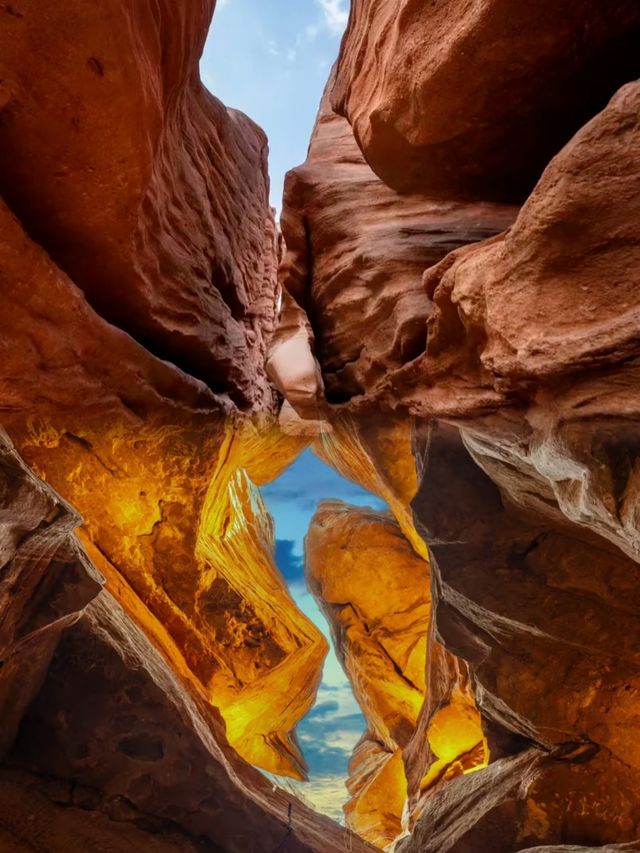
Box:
xmin=0 ymin=2 xmax=376 ymax=850
xmin=270 ymin=82 xmax=516 ymax=411
xmin=273 ymin=4 xmax=640 ymax=851
xmin=0 ymin=434 xmax=374 ymax=852
xmin=2 ymin=0 xmax=640 ymax=848
xmin=331 ymin=0 xmax=640 ymax=201
xmin=306 ymin=502 xmax=429 ymax=847
xmin=0 ymin=0 xmax=277 ymax=410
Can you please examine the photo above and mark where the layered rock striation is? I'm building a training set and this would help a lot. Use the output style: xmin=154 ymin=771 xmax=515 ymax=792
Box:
xmin=270 ymin=82 xmax=516 ymax=412
xmin=0 ymin=0 xmax=277 ymax=410
xmin=306 ymin=501 xmax=429 ymax=848
xmin=2 ymin=0 xmax=640 ymax=850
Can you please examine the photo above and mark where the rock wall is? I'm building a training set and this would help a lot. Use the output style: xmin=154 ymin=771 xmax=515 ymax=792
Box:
xmin=274 ymin=1 xmax=640 ymax=850
xmin=0 ymin=0 xmax=277 ymax=410
xmin=306 ymin=502 xmax=430 ymax=847
xmin=0 ymin=1 xmax=376 ymax=851
xmin=2 ymin=0 xmax=640 ymax=850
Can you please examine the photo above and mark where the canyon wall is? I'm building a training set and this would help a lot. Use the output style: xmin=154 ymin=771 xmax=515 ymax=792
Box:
xmin=0 ymin=1 xmax=374 ymax=850
xmin=1 ymin=0 xmax=640 ymax=851
xmin=276 ymin=1 xmax=640 ymax=851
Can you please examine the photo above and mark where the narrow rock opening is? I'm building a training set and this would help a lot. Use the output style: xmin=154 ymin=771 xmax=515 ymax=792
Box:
xmin=260 ymin=447 xmax=385 ymax=822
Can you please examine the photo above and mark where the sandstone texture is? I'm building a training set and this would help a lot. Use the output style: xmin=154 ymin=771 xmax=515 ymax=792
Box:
xmin=0 ymin=0 xmax=327 ymax=788
xmin=0 ymin=430 xmax=103 ymax=758
xmin=271 ymin=82 xmax=516 ymax=410
xmin=274 ymin=3 xmax=640 ymax=851
xmin=0 ymin=1 xmax=377 ymax=850
xmin=306 ymin=501 xmax=428 ymax=848
xmin=331 ymin=0 xmax=640 ymax=201
xmin=2 ymin=0 xmax=640 ymax=849
xmin=0 ymin=0 xmax=277 ymax=410
xmin=304 ymin=426 xmax=486 ymax=848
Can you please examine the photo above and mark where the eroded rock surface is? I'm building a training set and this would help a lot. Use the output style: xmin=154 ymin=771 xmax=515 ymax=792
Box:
xmin=270 ymin=84 xmax=515 ymax=409
xmin=306 ymin=502 xmax=429 ymax=847
xmin=0 ymin=1 xmax=364 ymax=849
xmin=274 ymin=3 xmax=640 ymax=850
xmin=405 ymin=421 xmax=640 ymax=848
xmin=0 ymin=430 xmax=103 ymax=758
xmin=3 ymin=586 xmax=374 ymax=853
xmin=0 ymin=0 xmax=277 ymax=409
xmin=331 ymin=0 xmax=640 ymax=201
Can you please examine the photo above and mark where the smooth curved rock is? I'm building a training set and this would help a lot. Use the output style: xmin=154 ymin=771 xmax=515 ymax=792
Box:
xmin=0 ymin=430 xmax=103 ymax=758
xmin=0 ymin=4 xmax=322 ymax=782
xmin=379 ymin=81 xmax=640 ymax=422
xmin=313 ymin=413 xmax=428 ymax=559
xmin=306 ymin=502 xmax=428 ymax=846
xmin=332 ymin=0 xmax=640 ymax=201
xmin=273 ymin=81 xmax=515 ymax=408
xmin=0 ymin=0 xmax=278 ymax=409
xmin=306 ymin=503 xmax=429 ymax=752
xmin=6 ymin=589 xmax=374 ymax=853
xmin=408 ymin=420 xmax=640 ymax=846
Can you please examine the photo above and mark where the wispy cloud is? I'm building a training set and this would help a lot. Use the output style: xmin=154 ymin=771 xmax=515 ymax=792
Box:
xmin=316 ymin=0 xmax=349 ymax=36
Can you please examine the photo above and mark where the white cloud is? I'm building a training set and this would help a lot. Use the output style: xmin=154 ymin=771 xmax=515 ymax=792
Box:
xmin=274 ymin=775 xmax=350 ymax=823
xmin=316 ymin=0 xmax=349 ymax=36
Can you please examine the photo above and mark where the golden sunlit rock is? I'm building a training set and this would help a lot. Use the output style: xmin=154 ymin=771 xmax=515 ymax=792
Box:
xmin=305 ymin=501 xmax=428 ymax=846
xmin=8 ymin=411 xmax=325 ymax=780
xmin=345 ymin=739 xmax=408 ymax=850
xmin=305 ymin=427 xmax=487 ymax=849
xmin=306 ymin=503 xmax=429 ymax=752
xmin=313 ymin=413 xmax=428 ymax=560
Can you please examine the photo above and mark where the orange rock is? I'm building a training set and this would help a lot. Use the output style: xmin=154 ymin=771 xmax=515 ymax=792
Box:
xmin=345 ymin=739 xmax=408 ymax=849
xmin=0 ymin=0 xmax=327 ymax=792
xmin=306 ymin=503 xmax=429 ymax=752
xmin=0 ymin=0 xmax=278 ymax=410
xmin=313 ymin=413 xmax=428 ymax=559
xmin=273 ymin=81 xmax=515 ymax=409
xmin=332 ymin=0 xmax=640 ymax=200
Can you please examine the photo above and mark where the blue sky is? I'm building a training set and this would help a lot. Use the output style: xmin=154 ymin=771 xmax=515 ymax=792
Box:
xmin=201 ymin=0 xmax=349 ymax=209
xmin=261 ymin=450 xmax=386 ymax=820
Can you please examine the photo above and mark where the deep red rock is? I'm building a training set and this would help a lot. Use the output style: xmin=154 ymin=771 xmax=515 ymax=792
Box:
xmin=271 ymin=82 xmax=515 ymax=410
xmin=332 ymin=0 xmax=640 ymax=201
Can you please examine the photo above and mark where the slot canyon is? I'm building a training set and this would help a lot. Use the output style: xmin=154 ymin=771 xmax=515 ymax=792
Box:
xmin=0 ymin=1 xmax=639 ymax=851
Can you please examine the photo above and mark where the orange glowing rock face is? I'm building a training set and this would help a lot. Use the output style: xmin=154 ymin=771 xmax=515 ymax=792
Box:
xmin=313 ymin=414 xmax=428 ymax=561
xmin=305 ymin=416 xmax=487 ymax=848
xmin=345 ymin=741 xmax=408 ymax=849
xmin=7 ymin=415 xmax=324 ymax=781
xmin=307 ymin=503 xmax=429 ymax=751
